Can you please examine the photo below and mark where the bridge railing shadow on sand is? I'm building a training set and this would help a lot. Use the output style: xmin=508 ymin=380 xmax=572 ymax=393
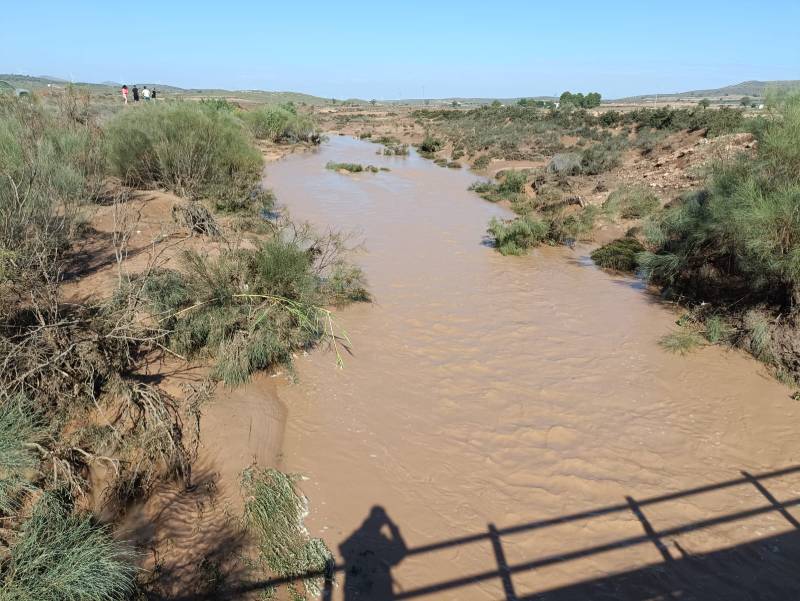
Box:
xmin=184 ymin=465 xmax=800 ymax=601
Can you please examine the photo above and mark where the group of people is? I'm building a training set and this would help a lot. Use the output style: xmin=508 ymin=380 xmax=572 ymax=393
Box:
xmin=121 ymin=84 xmax=157 ymax=104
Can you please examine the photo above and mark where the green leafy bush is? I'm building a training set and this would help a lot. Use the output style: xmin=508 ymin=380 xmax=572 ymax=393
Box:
xmin=603 ymin=186 xmax=661 ymax=219
xmin=0 ymin=96 xmax=104 ymax=279
xmin=470 ymin=170 xmax=527 ymax=203
xmin=326 ymin=162 xmax=363 ymax=173
xmin=240 ymin=106 xmax=320 ymax=144
xmin=137 ymin=230 xmax=369 ymax=385
xmin=199 ymin=98 xmax=238 ymax=112
xmin=242 ymin=468 xmax=331 ymax=598
xmin=547 ymin=153 xmax=582 ymax=176
xmin=560 ymin=91 xmax=602 ymax=108
xmin=0 ymin=399 xmax=45 ymax=514
xmin=590 ymin=237 xmax=645 ymax=271
xmin=640 ymin=95 xmax=800 ymax=307
xmin=418 ymin=135 xmax=442 ymax=154
xmin=472 ymin=155 xmax=490 ymax=170
xmin=544 ymin=205 xmax=600 ymax=244
xmin=105 ymin=102 xmax=263 ymax=199
xmin=487 ymin=215 xmax=549 ymax=255
xmin=580 ymin=141 xmax=621 ymax=175
xmin=498 ymin=170 xmax=526 ymax=194
xmin=659 ymin=328 xmax=705 ymax=355
xmin=0 ymin=493 xmax=136 ymax=601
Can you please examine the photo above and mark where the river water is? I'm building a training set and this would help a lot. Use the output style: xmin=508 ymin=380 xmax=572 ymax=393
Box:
xmin=266 ymin=136 xmax=800 ymax=600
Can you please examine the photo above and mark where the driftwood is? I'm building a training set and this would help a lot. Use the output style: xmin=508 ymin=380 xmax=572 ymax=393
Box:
xmin=172 ymin=201 xmax=222 ymax=237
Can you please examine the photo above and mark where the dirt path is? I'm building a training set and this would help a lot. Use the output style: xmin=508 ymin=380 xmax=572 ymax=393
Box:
xmin=266 ymin=136 xmax=800 ymax=600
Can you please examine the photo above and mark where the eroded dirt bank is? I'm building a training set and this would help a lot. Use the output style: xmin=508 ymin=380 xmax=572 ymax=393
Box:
xmin=267 ymin=136 xmax=800 ymax=600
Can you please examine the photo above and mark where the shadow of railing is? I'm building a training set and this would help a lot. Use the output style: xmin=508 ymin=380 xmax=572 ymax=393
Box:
xmin=163 ymin=465 xmax=800 ymax=600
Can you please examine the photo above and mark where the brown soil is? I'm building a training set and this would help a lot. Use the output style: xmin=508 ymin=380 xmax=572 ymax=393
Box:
xmin=63 ymin=145 xmax=304 ymax=596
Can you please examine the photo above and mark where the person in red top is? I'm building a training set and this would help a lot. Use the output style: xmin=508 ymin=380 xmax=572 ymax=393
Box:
xmin=121 ymin=85 xmax=128 ymax=104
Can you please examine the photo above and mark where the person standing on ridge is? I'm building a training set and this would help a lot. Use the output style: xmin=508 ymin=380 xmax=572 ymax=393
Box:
xmin=132 ymin=85 xmax=140 ymax=102
xmin=121 ymin=85 xmax=128 ymax=104
xmin=142 ymin=86 xmax=151 ymax=101
xmin=151 ymin=88 xmax=157 ymax=100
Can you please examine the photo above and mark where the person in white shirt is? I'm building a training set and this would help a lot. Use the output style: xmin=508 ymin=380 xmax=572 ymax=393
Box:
xmin=142 ymin=86 xmax=151 ymax=100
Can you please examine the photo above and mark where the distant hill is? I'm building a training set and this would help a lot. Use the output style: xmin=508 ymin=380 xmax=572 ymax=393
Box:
xmin=4 ymin=73 xmax=798 ymax=107
xmin=616 ymin=80 xmax=800 ymax=102
xmin=0 ymin=74 xmax=338 ymax=106
xmin=382 ymin=96 xmax=557 ymax=107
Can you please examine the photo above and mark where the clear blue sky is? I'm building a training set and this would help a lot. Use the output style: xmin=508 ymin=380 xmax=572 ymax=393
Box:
xmin=3 ymin=0 xmax=798 ymax=99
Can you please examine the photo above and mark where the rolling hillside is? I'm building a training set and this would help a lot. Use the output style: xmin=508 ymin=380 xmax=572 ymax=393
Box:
xmin=616 ymin=80 xmax=800 ymax=102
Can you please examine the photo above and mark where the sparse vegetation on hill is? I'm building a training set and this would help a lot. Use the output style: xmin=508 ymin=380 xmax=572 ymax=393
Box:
xmin=633 ymin=93 xmax=800 ymax=380
xmin=413 ymin=103 xmax=748 ymax=167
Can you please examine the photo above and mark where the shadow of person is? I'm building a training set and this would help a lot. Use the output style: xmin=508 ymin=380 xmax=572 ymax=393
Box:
xmin=337 ymin=506 xmax=407 ymax=600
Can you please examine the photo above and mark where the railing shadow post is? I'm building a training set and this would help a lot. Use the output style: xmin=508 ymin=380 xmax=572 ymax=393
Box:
xmin=488 ymin=522 xmax=518 ymax=601
xmin=741 ymin=470 xmax=800 ymax=530
xmin=626 ymin=495 xmax=672 ymax=562
xmin=321 ymin=557 xmax=335 ymax=601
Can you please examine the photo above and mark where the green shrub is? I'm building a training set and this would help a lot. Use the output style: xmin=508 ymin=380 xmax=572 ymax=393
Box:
xmin=0 ymin=399 xmax=45 ymax=514
xmin=599 ymin=110 xmax=622 ymax=127
xmin=604 ymin=186 xmax=661 ymax=219
xmin=326 ymin=162 xmax=363 ymax=173
xmin=105 ymin=102 xmax=263 ymax=199
xmin=487 ymin=215 xmax=549 ymax=255
xmin=640 ymin=94 xmax=800 ymax=307
xmin=418 ymin=135 xmax=442 ymax=154
xmin=704 ymin=315 xmax=735 ymax=344
xmin=545 ymin=205 xmax=600 ymax=244
xmin=580 ymin=141 xmax=621 ymax=175
xmin=137 ymin=231 xmax=369 ymax=385
xmin=240 ymin=106 xmax=320 ymax=144
xmin=199 ymin=98 xmax=238 ymax=112
xmin=381 ymin=143 xmax=409 ymax=156
xmin=0 ymin=493 xmax=136 ymax=601
xmin=498 ymin=170 xmax=526 ymax=194
xmin=214 ymin=187 xmax=275 ymax=215
xmin=659 ymin=328 xmax=705 ymax=355
xmin=241 ymin=468 xmax=331 ymax=598
xmin=472 ymin=155 xmax=490 ymax=170
xmin=743 ymin=310 xmax=773 ymax=361
xmin=0 ymin=96 xmax=103 ymax=277
xmin=547 ymin=153 xmax=582 ymax=176
xmin=560 ymin=91 xmax=602 ymax=108
xmin=590 ymin=237 xmax=645 ymax=271
xmin=322 ymin=265 xmax=370 ymax=305
xmin=471 ymin=170 xmax=527 ymax=203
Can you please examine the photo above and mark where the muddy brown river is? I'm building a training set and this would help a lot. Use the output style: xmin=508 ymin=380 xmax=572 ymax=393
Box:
xmin=266 ymin=136 xmax=800 ymax=600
